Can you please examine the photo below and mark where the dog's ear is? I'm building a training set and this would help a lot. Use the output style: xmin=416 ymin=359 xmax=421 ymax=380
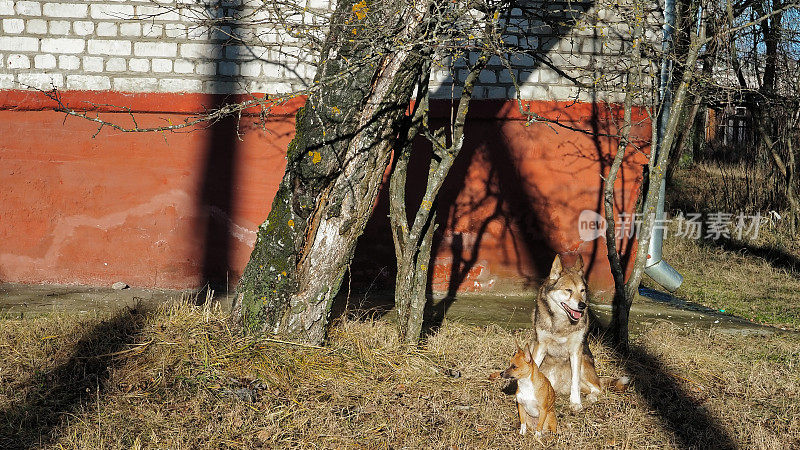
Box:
xmin=523 ymin=344 xmax=532 ymax=363
xmin=549 ymin=255 xmax=563 ymax=280
xmin=574 ymin=255 xmax=584 ymax=272
xmin=514 ymin=337 xmax=522 ymax=351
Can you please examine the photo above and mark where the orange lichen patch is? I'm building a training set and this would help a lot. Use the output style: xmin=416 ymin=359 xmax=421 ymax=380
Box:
xmin=352 ymin=0 xmax=368 ymax=20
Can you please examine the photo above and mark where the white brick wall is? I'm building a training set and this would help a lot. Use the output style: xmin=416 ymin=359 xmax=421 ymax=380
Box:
xmin=43 ymin=3 xmax=89 ymax=19
xmin=88 ymin=39 xmax=131 ymax=56
xmin=0 ymin=0 xmax=326 ymax=96
xmin=0 ymin=2 xmax=15 ymax=16
xmin=427 ymin=1 xmax=662 ymax=102
xmin=19 ymin=71 xmax=63 ymax=89
xmin=67 ymin=73 xmax=110 ymax=90
xmin=3 ymin=18 xmax=24 ymax=33
xmin=0 ymin=0 xmax=661 ymax=101
xmin=41 ymin=37 xmax=85 ymax=53
xmin=34 ymin=53 xmax=56 ymax=69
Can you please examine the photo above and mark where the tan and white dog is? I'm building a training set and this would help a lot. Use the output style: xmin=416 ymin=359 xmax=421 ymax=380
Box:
xmin=531 ymin=255 xmax=628 ymax=411
xmin=499 ymin=341 xmax=557 ymax=436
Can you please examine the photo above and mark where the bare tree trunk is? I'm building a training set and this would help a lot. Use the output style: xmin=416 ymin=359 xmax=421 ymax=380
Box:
xmin=606 ymin=3 xmax=705 ymax=351
xmin=391 ymin=49 xmax=490 ymax=345
xmin=604 ymin=88 xmax=635 ymax=348
xmin=668 ymin=82 xmax=706 ymax=183
xmin=787 ymin=135 xmax=799 ymax=229
xmin=233 ymin=0 xmax=434 ymax=344
xmin=390 ymin=82 xmax=433 ymax=346
xmin=604 ymin=6 xmax=642 ymax=351
xmin=667 ymin=34 xmax=714 ymax=180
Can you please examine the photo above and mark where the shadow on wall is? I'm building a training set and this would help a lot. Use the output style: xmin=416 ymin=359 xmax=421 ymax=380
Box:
xmin=423 ymin=104 xmax=560 ymax=331
xmin=194 ymin=4 xmax=242 ymax=295
xmin=344 ymin=0 xmax=634 ymax=316
xmin=339 ymin=106 xmax=561 ymax=318
xmin=194 ymin=3 xmax=307 ymax=294
xmin=196 ymin=102 xmax=239 ymax=294
xmin=581 ymin=97 xmax=643 ymax=282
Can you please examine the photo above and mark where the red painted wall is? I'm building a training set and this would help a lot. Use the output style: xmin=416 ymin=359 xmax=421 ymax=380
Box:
xmin=0 ymin=91 xmax=647 ymax=296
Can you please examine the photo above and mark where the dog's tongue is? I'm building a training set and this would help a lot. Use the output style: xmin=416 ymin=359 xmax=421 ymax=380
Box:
xmin=563 ymin=303 xmax=584 ymax=321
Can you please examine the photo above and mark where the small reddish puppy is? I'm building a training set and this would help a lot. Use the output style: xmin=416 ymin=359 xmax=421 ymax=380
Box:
xmin=499 ymin=342 xmax=557 ymax=436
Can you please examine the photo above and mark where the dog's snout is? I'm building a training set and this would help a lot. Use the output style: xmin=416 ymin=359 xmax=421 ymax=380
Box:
xmin=500 ymin=369 xmax=511 ymax=379
xmin=577 ymin=301 xmax=587 ymax=310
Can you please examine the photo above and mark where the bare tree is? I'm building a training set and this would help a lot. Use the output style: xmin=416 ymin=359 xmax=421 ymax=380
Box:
xmin=602 ymin=0 xmax=799 ymax=350
xmin=726 ymin=0 xmax=800 ymax=228
xmin=232 ymin=0 xmax=436 ymax=344
xmin=602 ymin=0 xmax=648 ymax=351
xmin=390 ymin=41 xmax=493 ymax=345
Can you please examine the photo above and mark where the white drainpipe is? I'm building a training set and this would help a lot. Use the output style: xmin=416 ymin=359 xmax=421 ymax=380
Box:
xmin=644 ymin=0 xmax=683 ymax=292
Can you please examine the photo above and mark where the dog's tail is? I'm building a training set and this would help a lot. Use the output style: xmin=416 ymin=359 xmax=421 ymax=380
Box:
xmin=600 ymin=376 xmax=630 ymax=392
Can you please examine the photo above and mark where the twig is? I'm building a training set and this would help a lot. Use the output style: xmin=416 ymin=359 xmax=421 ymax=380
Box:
xmin=78 ymin=340 xmax=155 ymax=359
xmin=260 ymin=336 xmax=325 ymax=349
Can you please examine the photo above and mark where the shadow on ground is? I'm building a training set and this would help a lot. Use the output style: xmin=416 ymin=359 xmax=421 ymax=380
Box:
xmin=706 ymin=236 xmax=800 ymax=276
xmin=0 ymin=305 xmax=148 ymax=449
xmin=618 ymin=344 xmax=736 ymax=449
xmin=588 ymin=317 xmax=737 ymax=450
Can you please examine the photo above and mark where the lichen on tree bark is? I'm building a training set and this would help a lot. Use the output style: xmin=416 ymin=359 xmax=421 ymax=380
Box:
xmin=234 ymin=0 xmax=434 ymax=344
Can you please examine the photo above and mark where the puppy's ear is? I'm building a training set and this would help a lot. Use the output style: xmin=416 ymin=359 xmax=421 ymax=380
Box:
xmin=549 ymin=255 xmax=563 ymax=280
xmin=523 ymin=344 xmax=532 ymax=363
xmin=574 ymin=255 xmax=584 ymax=272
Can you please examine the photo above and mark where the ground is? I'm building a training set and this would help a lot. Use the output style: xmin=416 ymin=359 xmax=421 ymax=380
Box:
xmin=0 ymin=291 xmax=798 ymax=448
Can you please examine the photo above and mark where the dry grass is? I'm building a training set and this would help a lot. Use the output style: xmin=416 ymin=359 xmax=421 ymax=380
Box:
xmin=1 ymin=299 xmax=799 ymax=449
xmin=658 ymin=163 xmax=800 ymax=330
xmin=670 ymin=162 xmax=789 ymax=223
xmin=656 ymin=231 xmax=800 ymax=330
xmin=668 ymin=162 xmax=799 ymax=255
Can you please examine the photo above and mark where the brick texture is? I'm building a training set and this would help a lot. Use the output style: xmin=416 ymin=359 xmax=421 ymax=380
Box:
xmin=0 ymin=0 xmax=662 ymax=100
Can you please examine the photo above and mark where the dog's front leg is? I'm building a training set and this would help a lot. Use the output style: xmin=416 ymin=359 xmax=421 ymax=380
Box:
xmin=532 ymin=342 xmax=546 ymax=367
xmin=517 ymin=402 xmax=528 ymax=435
xmin=569 ymin=349 xmax=582 ymax=411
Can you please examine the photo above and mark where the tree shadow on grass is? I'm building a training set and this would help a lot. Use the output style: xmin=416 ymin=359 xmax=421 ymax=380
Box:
xmin=618 ymin=345 xmax=736 ymax=449
xmin=704 ymin=236 xmax=800 ymax=276
xmin=0 ymin=306 xmax=148 ymax=449
xmin=589 ymin=317 xmax=737 ymax=449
